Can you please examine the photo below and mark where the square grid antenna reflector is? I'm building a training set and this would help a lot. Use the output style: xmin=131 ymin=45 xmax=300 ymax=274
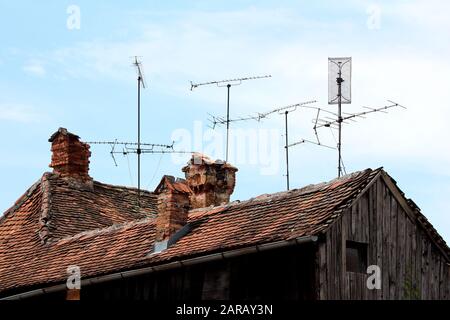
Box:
xmin=328 ymin=57 xmax=352 ymax=105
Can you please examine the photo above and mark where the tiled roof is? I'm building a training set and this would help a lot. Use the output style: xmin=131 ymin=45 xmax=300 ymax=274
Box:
xmin=149 ymin=168 xmax=382 ymax=264
xmin=41 ymin=173 xmax=156 ymax=240
xmin=0 ymin=167 xmax=448 ymax=297
xmin=0 ymin=172 xmax=157 ymax=295
xmin=0 ymin=168 xmax=377 ymax=295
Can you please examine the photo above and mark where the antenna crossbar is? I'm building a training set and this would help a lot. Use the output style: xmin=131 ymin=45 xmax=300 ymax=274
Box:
xmin=114 ymin=149 xmax=192 ymax=155
xmin=315 ymin=101 xmax=405 ymax=130
xmin=208 ymin=100 xmax=318 ymax=128
xmin=87 ymin=141 xmax=174 ymax=148
xmin=190 ymin=75 xmax=272 ymax=90
xmin=261 ymin=100 xmax=318 ymax=118
xmin=88 ymin=139 xmax=181 ymax=168
xmin=287 ymin=138 xmax=335 ymax=149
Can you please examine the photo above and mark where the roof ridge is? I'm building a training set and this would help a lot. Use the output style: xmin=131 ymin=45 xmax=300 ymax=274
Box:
xmin=55 ymin=217 xmax=155 ymax=244
xmin=41 ymin=171 xmax=155 ymax=195
xmin=28 ymin=172 xmax=157 ymax=241
xmin=93 ymin=180 xmax=155 ymax=195
xmin=299 ymin=168 xmax=379 ymax=235
xmin=38 ymin=172 xmax=53 ymax=244
xmin=188 ymin=168 xmax=375 ymax=215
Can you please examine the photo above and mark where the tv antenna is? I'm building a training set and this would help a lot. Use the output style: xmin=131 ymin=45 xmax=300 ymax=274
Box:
xmin=207 ymin=100 xmax=317 ymax=129
xmin=325 ymin=57 xmax=407 ymax=177
xmin=313 ymin=99 xmax=405 ymax=177
xmin=272 ymin=104 xmax=334 ymax=191
xmin=314 ymin=100 xmax=406 ymax=131
xmin=190 ymin=74 xmax=272 ymax=161
xmin=284 ymin=107 xmax=336 ymax=191
xmin=207 ymin=99 xmax=336 ymax=190
xmin=87 ymin=140 xmax=193 ymax=203
xmin=87 ymin=140 xmax=182 ymax=165
xmin=328 ymin=57 xmax=352 ymax=177
xmin=89 ymin=57 xmax=194 ymax=206
xmin=84 ymin=58 xmax=197 ymax=208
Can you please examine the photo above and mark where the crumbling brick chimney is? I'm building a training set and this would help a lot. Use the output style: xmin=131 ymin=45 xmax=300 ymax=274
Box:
xmin=154 ymin=175 xmax=192 ymax=245
xmin=48 ymin=128 xmax=92 ymax=183
xmin=182 ymin=153 xmax=238 ymax=209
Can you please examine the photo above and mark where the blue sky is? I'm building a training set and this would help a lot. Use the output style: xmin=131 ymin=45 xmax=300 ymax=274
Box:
xmin=1 ymin=0 xmax=450 ymax=241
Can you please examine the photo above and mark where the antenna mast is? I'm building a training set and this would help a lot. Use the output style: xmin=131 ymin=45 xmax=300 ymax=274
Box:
xmin=86 ymin=59 xmax=195 ymax=207
xmin=328 ymin=57 xmax=352 ymax=177
xmin=324 ymin=57 xmax=407 ymax=178
xmin=132 ymin=56 xmax=146 ymax=204
xmin=284 ymin=111 xmax=290 ymax=190
xmin=278 ymin=104 xmax=335 ymax=190
xmin=190 ymin=74 xmax=271 ymax=161
xmin=338 ymin=66 xmax=342 ymax=178
xmin=260 ymin=101 xmax=320 ymax=191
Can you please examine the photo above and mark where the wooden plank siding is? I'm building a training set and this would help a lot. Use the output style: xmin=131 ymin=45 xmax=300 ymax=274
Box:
xmin=316 ymin=175 xmax=450 ymax=300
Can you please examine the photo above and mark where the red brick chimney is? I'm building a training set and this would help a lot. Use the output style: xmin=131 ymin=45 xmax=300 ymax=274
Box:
xmin=48 ymin=128 xmax=92 ymax=183
xmin=154 ymin=175 xmax=192 ymax=244
xmin=182 ymin=153 xmax=237 ymax=209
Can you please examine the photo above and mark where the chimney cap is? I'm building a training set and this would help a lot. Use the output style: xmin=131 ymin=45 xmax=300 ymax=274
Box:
xmin=154 ymin=175 xmax=192 ymax=195
xmin=182 ymin=153 xmax=238 ymax=172
xmin=48 ymin=127 xmax=80 ymax=142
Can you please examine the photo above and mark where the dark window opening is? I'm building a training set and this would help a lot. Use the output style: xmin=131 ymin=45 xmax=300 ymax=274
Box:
xmin=346 ymin=240 xmax=368 ymax=273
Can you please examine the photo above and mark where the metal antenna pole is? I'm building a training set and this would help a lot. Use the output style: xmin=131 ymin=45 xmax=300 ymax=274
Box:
xmin=285 ymin=111 xmax=290 ymax=191
xmin=137 ymin=72 xmax=141 ymax=205
xmin=337 ymin=66 xmax=343 ymax=178
xmin=328 ymin=57 xmax=351 ymax=178
xmin=226 ymin=84 xmax=231 ymax=162
xmin=132 ymin=56 xmax=147 ymax=206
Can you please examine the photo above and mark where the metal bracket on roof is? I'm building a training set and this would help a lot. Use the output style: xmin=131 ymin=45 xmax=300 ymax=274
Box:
xmin=153 ymin=240 xmax=168 ymax=254
xmin=167 ymin=223 xmax=193 ymax=247
xmin=151 ymin=222 xmax=198 ymax=254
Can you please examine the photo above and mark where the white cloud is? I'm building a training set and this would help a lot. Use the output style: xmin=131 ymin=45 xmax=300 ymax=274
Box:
xmin=23 ymin=60 xmax=46 ymax=77
xmin=0 ymin=104 xmax=43 ymax=123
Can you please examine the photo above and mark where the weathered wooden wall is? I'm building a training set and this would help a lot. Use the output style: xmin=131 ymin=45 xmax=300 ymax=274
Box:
xmin=316 ymin=175 xmax=450 ymax=300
